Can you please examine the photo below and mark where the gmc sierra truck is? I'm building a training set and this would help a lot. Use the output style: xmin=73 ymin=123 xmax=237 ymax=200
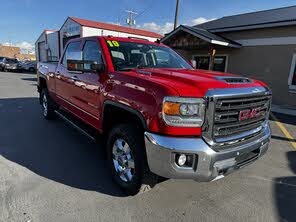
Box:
xmin=37 ymin=36 xmax=272 ymax=195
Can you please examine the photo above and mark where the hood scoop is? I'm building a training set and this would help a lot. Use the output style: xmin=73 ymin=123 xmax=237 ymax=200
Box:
xmin=136 ymin=70 xmax=152 ymax=75
xmin=215 ymin=76 xmax=253 ymax=84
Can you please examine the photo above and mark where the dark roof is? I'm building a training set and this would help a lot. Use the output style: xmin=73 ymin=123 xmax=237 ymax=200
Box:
xmin=161 ymin=25 xmax=241 ymax=48
xmin=70 ymin=17 xmax=163 ymax=38
xmin=195 ymin=5 xmax=296 ymax=32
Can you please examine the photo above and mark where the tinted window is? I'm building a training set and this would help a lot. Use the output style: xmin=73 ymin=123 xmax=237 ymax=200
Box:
xmin=194 ymin=56 xmax=227 ymax=72
xmin=106 ymin=40 xmax=192 ymax=71
xmin=213 ymin=56 xmax=227 ymax=72
xmin=83 ymin=41 xmax=102 ymax=67
xmin=62 ymin=41 xmax=82 ymax=66
xmin=6 ymin=59 xmax=18 ymax=63
xmin=195 ymin=56 xmax=210 ymax=70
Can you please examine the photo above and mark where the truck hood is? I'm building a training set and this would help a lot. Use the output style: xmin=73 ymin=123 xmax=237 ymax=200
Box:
xmin=131 ymin=68 xmax=266 ymax=97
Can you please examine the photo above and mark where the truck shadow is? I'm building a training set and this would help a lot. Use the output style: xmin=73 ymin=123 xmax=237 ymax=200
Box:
xmin=274 ymin=151 xmax=296 ymax=221
xmin=270 ymin=112 xmax=296 ymax=126
xmin=21 ymin=77 xmax=38 ymax=82
xmin=0 ymin=97 xmax=126 ymax=197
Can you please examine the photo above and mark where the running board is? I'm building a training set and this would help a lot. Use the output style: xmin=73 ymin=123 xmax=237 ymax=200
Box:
xmin=54 ymin=110 xmax=96 ymax=142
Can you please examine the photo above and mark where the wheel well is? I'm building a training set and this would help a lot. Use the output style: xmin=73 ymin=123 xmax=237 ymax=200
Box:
xmin=39 ymin=77 xmax=47 ymax=90
xmin=38 ymin=77 xmax=47 ymax=104
xmin=102 ymin=103 xmax=147 ymax=134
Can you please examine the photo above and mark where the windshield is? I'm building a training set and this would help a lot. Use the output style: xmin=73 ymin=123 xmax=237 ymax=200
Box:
xmin=106 ymin=40 xmax=193 ymax=71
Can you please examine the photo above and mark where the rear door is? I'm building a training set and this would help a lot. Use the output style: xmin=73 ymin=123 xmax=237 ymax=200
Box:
xmin=55 ymin=40 xmax=82 ymax=103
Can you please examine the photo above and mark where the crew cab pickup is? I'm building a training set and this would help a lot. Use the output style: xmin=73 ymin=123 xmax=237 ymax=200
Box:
xmin=37 ymin=36 xmax=271 ymax=195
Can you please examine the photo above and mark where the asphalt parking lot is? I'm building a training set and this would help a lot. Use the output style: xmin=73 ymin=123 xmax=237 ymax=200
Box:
xmin=0 ymin=71 xmax=296 ymax=222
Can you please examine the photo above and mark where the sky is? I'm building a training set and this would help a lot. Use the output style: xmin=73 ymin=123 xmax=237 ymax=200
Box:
xmin=1 ymin=0 xmax=296 ymax=53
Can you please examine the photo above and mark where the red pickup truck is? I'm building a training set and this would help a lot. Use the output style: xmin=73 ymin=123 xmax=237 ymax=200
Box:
xmin=37 ymin=36 xmax=271 ymax=195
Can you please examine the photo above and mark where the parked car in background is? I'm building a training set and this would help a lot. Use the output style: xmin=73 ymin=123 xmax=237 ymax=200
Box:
xmin=22 ymin=61 xmax=37 ymax=72
xmin=3 ymin=58 xmax=22 ymax=72
xmin=0 ymin=57 xmax=8 ymax=71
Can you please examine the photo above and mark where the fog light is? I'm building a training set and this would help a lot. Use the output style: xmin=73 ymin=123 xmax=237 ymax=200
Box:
xmin=178 ymin=154 xmax=187 ymax=166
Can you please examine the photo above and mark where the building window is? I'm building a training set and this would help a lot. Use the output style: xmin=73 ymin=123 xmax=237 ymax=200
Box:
xmin=195 ymin=56 xmax=210 ymax=70
xmin=288 ymin=54 xmax=296 ymax=91
xmin=194 ymin=55 xmax=228 ymax=72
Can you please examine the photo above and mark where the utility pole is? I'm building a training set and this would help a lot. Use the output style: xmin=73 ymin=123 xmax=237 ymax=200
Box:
xmin=174 ymin=0 xmax=180 ymax=30
xmin=125 ymin=10 xmax=138 ymax=28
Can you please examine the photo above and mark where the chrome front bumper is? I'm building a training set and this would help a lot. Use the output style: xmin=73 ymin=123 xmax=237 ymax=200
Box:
xmin=144 ymin=122 xmax=271 ymax=181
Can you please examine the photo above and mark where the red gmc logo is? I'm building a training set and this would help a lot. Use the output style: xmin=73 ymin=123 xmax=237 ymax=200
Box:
xmin=239 ymin=108 xmax=263 ymax=121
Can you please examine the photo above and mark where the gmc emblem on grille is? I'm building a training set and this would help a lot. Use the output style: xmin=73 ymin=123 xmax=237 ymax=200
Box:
xmin=239 ymin=107 xmax=263 ymax=121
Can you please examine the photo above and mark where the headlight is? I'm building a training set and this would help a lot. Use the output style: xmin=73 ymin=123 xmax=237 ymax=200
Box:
xmin=162 ymin=97 xmax=205 ymax=127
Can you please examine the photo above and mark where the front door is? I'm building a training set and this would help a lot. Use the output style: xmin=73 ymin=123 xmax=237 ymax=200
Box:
xmin=68 ymin=40 xmax=104 ymax=126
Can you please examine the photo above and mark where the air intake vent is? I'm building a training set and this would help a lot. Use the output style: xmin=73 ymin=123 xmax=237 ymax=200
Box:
xmin=215 ymin=76 xmax=252 ymax=84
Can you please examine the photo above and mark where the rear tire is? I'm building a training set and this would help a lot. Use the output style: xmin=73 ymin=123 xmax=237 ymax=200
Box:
xmin=40 ymin=88 xmax=56 ymax=120
xmin=106 ymin=124 xmax=158 ymax=195
xmin=29 ymin=67 xmax=35 ymax=72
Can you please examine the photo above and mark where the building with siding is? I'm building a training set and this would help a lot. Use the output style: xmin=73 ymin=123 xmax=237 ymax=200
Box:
xmin=161 ymin=6 xmax=296 ymax=106
xmin=35 ymin=17 xmax=163 ymax=63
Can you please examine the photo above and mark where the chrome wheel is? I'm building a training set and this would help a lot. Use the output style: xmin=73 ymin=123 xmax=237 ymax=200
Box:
xmin=112 ymin=138 xmax=135 ymax=182
xmin=42 ymin=94 xmax=48 ymax=117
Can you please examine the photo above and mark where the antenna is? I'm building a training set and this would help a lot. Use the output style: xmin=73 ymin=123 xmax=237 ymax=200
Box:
xmin=125 ymin=10 xmax=138 ymax=28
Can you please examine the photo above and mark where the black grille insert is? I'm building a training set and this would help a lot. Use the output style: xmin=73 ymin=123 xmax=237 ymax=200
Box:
xmin=213 ymin=94 xmax=271 ymax=141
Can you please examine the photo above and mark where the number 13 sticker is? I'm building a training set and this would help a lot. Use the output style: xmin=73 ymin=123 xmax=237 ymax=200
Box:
xmin=107 ymin=40 xmax=120 ymax=47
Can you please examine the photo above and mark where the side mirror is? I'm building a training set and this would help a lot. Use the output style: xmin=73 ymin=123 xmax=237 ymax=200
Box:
xmin=67 ymin=60 xmax=105 ymax=73
xmin=67 ymin=59 xmax=84 ymax=72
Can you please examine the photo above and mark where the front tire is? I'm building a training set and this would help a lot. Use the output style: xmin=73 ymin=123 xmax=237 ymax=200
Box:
xmin=40 ymin=88 xmax=56 ymax=120
xmin=106 ymin=124 xmax=158 ymax=195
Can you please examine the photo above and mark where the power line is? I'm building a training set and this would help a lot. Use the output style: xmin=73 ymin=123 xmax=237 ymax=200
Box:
xmin=125 ymin=10 xmax=138 ymax=27
xmin=134 ymin=0 xmax=154 ymax=20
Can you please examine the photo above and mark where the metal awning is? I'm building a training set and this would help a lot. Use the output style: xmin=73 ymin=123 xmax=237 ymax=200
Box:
xmin=161 ymin=25 xmax=241 ymax=48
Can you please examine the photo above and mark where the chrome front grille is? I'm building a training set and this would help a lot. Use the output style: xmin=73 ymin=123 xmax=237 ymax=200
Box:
xmin=203 ymin=87 xmax=272 ymax=150
xmin=213 ymin=94 xmax=270 ymax=139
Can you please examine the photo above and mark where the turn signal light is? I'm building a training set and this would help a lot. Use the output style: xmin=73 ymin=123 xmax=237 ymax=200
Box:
xmin=163 ymin=102 xmax=181 ymax=115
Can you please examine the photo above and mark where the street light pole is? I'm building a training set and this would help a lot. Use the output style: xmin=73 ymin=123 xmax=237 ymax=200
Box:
xmin=174 ymin=0 xmax=180 ymax=30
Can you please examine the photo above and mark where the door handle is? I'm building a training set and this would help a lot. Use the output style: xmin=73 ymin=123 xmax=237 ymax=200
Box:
xmin=71 ymin=76 xmax=79 ymax=81
xmin=56 ymin=71 xmax=61 ymax=79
